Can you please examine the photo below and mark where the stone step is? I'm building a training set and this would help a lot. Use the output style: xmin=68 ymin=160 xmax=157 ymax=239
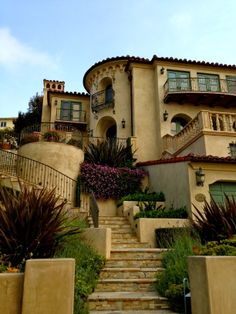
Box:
xmin=112 ymin=233 xmax=137 ymax=240
xmin=106 ymin=258 xmax=163 ymax=268
xmin=96 ymin=278 xmax=156 ymax=292
xmin=99 ymin=224 xmax=132 ymax=229
xmin=111 ymin=231 xmax=139 ymax=243
xmin=110 ymin=248 xmax=166 ymax=260
xmin=88 ymin=291 xmax=169 ymax=311
xmin=89 ymin=217 xmax=129 ymax=223
xmin=111 ymin=229 xmax=135 ymax=234
xmin=90 ymin=310 xmax=178 ymax=314
xmin=112 ymin=242 xmax=150 ymax=249
xmin=100 ymin=267 xmax=162 ymax=280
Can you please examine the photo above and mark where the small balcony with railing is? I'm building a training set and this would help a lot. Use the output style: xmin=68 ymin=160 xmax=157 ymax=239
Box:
xmin=55 ymin=108 xmax=87 ymax=124
xmin=91 ymin=87 xmax=114 ymax=113
xmin=163 ymin=110 xmax=236 ymax=157
xmin=164 ymin=77 xmax=236 ymax=106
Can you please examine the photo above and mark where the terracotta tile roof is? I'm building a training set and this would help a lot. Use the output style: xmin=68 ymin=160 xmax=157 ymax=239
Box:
xmin=48 ymin=90 xmax=89 ymax=97
xmin=83 ymin=55 xmax=236 ymax=91
xmin=137 ymin=154 xmax=236 ymax=167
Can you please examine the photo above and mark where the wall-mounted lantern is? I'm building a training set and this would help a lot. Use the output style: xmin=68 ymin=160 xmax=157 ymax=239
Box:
xmin=121 ymin=118 xmax=126 ymax=129
xmin=195 ymin=167 xmax=205 ymax=186
xmin=163 ymin=110 xmax=168 ymax=121
xmin=160 ymin=67 xmax=165 ymax=74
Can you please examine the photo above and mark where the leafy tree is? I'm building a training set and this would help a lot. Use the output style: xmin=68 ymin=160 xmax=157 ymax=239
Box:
xmin=14 ymin=93 xmax=43 ymax=134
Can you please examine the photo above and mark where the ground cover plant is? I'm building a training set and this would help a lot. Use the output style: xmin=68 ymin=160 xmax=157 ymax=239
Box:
xmin=55 ymin=232 xmax=105 ymax=314
xmin=0 ymin=184 xmax=80 ymax=269
xmin=155 ymin=234 xmax=199 ymax=313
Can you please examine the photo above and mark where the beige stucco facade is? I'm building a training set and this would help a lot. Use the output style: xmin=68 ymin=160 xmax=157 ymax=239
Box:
xmin=37 ymin=55 xmax=236 ymax=211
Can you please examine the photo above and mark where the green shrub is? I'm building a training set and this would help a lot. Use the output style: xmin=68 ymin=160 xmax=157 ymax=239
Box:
xmin=0 ymin=185 xmax=80 ymax=269
xmin=134 ymin=205 xmax=188 ymax=219
xmin=117 ymin=190 xmax=165 ymax=206
xmin=155 ymin=228 xmax=191 ymax=248
xmin=84 ymin=138 xmax=136 ymax=168
xmin=156 ymin=234 xmax=199 ymax=313
xmin=193 ymin=237 xmax=236 ymax=256
xmin=191 ymin=194 xmax=236 ymax=242
xmin=43 ymin=130 xmax=60 ymax=142
xmin=55 ymin=234 xmax=105 ymax=314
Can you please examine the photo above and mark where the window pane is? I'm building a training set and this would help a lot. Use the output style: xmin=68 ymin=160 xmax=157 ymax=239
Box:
xmin=197 ymin=74 xmax=220 ymax=92
xmin=226 ymin=76 xmax=236 ymax=93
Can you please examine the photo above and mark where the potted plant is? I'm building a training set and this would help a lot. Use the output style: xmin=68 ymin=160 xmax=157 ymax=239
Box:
xmin=43 ymin=130 xmax=60 ymax=142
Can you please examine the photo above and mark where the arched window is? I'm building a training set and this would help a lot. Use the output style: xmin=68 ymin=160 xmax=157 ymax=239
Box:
xmin=171 ymin=115 xmax=190 ymax=134
xmin=105 ymin=85 xmax=113 ymax=104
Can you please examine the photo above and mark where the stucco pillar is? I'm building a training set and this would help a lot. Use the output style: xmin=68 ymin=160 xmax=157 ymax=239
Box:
xmin=22 ymin=258 xmax=75 ymax=314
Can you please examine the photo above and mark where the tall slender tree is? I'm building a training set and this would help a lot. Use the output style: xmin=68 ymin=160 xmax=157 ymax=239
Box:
xmin=14 ymin=93 xmax=43 ymax=134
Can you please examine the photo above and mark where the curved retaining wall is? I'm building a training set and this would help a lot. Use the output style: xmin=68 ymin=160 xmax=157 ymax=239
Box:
xmin=18 ymin=142 xmax=84 ymax=181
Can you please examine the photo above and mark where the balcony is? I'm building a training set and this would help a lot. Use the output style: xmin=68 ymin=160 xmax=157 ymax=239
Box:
xmin=162 ymin=110 xmax=236 ymax=156
xmin=164 ymin=78 xmax=236 ymax=106
xmin=55 ymin=109 xmax=87 ymax=123
xmin=91 ymin=88 xmax=114 ymax=112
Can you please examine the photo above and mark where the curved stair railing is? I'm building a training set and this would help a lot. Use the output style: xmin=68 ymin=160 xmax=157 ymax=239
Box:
xmin=0 ymin=148 xmax=76 ymax=204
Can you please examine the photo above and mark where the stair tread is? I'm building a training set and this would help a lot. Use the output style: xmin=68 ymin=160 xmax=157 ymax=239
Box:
xmin=111 ymin=248 xmax=166 ymax=252
xmin=89 ymin=291 xmax=166 ymax=300
xmin=90 ymin=310 xmax=177 ymax=313
xmin=98 ymin=278 xmax=156 ymax=283
xmin=102 ymin=267 xmax=161 ymax=271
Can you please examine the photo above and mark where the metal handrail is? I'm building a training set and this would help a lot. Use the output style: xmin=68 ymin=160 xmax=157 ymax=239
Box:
xmin=89 ymin=191 xmax=99 ymax=228
xmin=0 ymin=149 xmax=76 ymax=204
xmin=91 ymin=88 xmax=114 ymax=112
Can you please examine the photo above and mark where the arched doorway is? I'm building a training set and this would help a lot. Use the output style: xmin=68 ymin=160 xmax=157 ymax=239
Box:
xmin=96 ymin=116 xmax=117 ymax=139
xmin=106 ymin=124 xmax=117 ymax=139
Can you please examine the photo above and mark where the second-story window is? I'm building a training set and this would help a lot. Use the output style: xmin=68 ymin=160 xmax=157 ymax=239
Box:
xmin=168 ymin=71 xmax=190 ymax=92
xmin=59 ymin=101 xmax=82 ymax=122
xmin=105 ymin=85 xmax=113 ymax=104
xmin=197 ymin=73 xmax=220 ymax=92
xmin=226 ymin=76 xmax=236 ymax=94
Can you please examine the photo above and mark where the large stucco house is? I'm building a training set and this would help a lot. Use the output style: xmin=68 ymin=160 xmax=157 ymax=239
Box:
xmin=39 ymin=55 xmax=236 ymax=214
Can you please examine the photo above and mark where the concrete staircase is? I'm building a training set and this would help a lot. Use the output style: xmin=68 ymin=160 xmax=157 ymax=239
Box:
xmin=88 ymin=216 xmax=177 ymax=314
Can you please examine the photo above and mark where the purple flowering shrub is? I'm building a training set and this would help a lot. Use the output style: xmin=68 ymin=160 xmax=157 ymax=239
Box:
xmin=80 ymin=162 xmax=147 ymax=200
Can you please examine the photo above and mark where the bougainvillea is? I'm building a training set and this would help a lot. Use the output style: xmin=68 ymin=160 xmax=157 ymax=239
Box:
xmin=80 ymin=162 xmax=147 ymax=200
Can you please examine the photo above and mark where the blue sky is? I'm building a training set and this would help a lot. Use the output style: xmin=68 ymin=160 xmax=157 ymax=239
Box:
xmin=1 ymin=0 xmax=236 ymax=117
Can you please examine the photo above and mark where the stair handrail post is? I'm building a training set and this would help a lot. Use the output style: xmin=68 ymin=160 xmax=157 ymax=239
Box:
xmin=89 ymin=190 xmax=99 ymax=228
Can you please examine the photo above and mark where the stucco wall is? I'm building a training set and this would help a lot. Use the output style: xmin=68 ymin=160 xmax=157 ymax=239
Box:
xmin=189 ymin=162 xmax=236 ymax=214
xmin=18 ymin=142 xmax=84 ymax=181
xmin=143 ymin=161 xmax=191 ymax=211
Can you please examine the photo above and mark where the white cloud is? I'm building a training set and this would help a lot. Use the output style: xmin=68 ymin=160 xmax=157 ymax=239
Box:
xmin=0 ymin=27 xmax=58 ymax=70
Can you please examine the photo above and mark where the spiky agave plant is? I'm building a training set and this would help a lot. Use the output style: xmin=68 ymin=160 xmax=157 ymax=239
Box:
xmin=0 ymin=184 xmax=80 ymax=268
xmin=191 ymin=194 xmax=236 ymax=242
xmin=84 ymin=138 xmax=136 ymax=168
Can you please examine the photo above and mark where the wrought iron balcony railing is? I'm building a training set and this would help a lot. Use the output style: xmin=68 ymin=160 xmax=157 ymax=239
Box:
xmin=164 ymin=78 xmax=236 ymax=105
xmin=91 ymin=89 xmax=114 ymax=112
xmin=56 ymin=109 xmax=87 ymax=123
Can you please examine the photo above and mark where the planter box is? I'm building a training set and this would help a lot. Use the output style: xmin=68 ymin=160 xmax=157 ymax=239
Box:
xmin=96 ymin=199 xmax=117 ymax=216
xmin=0 ymin=272 xmax=24 ymax=314
xmin=135 ymin=218 xmax=189 ymax=247
xmin=188 ymin=256 xmax=236 ymax=314
xmin=0 ymin=258 xmax=75 ymax=314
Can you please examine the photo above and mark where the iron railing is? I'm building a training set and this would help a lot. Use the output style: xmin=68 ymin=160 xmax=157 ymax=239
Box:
xmin=0 ymin=149 xmax=76 ymax=203
xmin=89 ymin=191 xmax=99 ymax=228
xmin=91 ymin=89 xmax=114 ymax=112
xmin=56 ymin=108 xmax=87 ymax=123
xmin=164 ymin=78 xmax=236 ymax=96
